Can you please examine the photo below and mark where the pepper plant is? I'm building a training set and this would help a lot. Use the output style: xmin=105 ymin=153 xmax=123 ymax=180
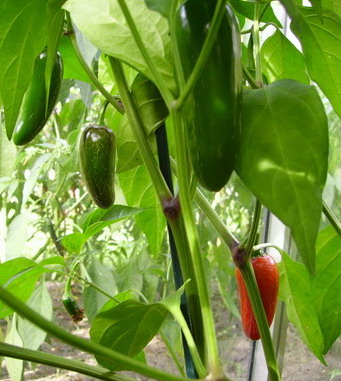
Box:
xmin=0 ymin=0 xmax=340 ymax=381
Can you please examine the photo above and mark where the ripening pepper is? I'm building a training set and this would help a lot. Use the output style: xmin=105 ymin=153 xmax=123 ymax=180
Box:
xmin=12 ymin=50 xmax=63 ymax=145
xmin=79 ymin=125 xmax=116 ymax=209
xmin=235 ymin=255 xmax=279 ymax=340
xmin=175 ymin=0 xmax=242 ymax=191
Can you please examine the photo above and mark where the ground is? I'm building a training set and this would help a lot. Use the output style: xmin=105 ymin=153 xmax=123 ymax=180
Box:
xmin=1 ymin=281 xmax=340 ymax=381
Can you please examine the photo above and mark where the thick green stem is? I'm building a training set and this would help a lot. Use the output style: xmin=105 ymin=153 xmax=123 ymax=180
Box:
xmin=253 ymin=0 xmax=263 ymax=87
xmin=108 ymin=57 xmax=171 ymax=201
xmin=239 ymin=263 xmax=281 ymax=381
xmin=66 ymin=17 xmax=124 ymax=114
xmin=115 ymin=0 xmax=173 ymax=105
xmin=170 ymin=110 xmax=223 ymax=378
xmin=168 ymin=305 xmax=207 ymax=378
xmin=323 ymin=201 xmax=341 ymax=237
xmin=0 ymin=285 xmax=190 ymax=381
xmin=0 ymin=342 xmax=136 ymax=381
xmin=173 ymin=0 xmax=226 ymax=110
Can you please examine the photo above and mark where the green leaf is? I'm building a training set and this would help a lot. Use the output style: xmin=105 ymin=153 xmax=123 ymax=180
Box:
xmin=0 ymin=0 xmax=49 ymax=139
xmin=311 ymin=226 xmax=341 ymax=353
xmin=58 ymin=35 xmax=90 ymax=82
xmin=17 ymin=280 xmax=52 ymax=350
xmin=61 ymin=233 xmax=86 ymax=254
xmin=4 ymin=315 xmax=23 ymax=381
xmin=119 ymin=165 xmax=166 ymax=255
xmin=116 ymin=115 xmax=157 ymax=174
xmin=63 ymin=0 xmax=175 ymax=91
xmin=83 ymin=258 xmax=117 ymax=322
xmin=90 ymin=299 xmax=168 ymax=370
xmin=230 ymin=0 xmax=282 ymax=26
xmin=0 ymin=117 xmax=16 ymax=178
xmin=290 ymin=7 xmax=341 ymax=118
xmin=83 ymin=204 xmax=144 ymax=238
xmin=144 ymin=0 xmax=172 ymax=19
xmin=236 ymin=80 xmax=328 ymax=273
xmin=261 ymin=30 xmax=309 ymax=84
xmin=5 ymin=213 xmax=29 ymax=260
xmin=322 ymin=0 xmax=341 ymax=17
xmin=279 ymin=251 xmax=325 ymax=363
xmin=0 ymin=258 xmax=46 ymax=318
xmin=40 ymin=256 xmax=66 ymax=266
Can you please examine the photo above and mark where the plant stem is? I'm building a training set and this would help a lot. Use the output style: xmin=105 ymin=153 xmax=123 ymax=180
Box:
xmin=170 ymin=110 xmax=223 ymax=378
xmin=173 ymin=0 xmax=226 ymax=110
xmin=253 ymin=0 xmax=263 ymax=87
xmin=168 ymin=304 xmax=207 ymax=378
xmin=108 ymin=57 xmax=172 ymax=201
xmin=115 ymin=0 xmax=173 ymax=105
xmin=170 ymin=157 xmax=239 ymax=251
xmin=0 ymin=342 xmax=136 ymax=381
xmin=242 ymin=64 xmax=258 ymax=89
xmin=239 ymin=263 xmax=281 ymax=381
xmin=0 ymin=285 xmax=190 ymax=381
xmin=160 ymin=329 xmax=186 ymax=377
xmin=244 ymin=200 xmax=262 ymax=258
xmin=194 ymin=188 xmax=239 ymax=251
xmin=323 ymin=201 xmax=341 ymax=237
xmin=66 ymin=15 xmax=124 ymax=114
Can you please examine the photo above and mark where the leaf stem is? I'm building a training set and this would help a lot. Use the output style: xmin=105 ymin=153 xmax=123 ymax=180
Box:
xmin=0 ymin=342 xmax=136 ymax=381
xmin=0 ymin=285 xmax=191 ymax=381
xmin=66 ymin=14 xmax=124 ymax=114
xmin=253 ymin=0 xmax=263 ymax=87
xmin=108 ymin=57 xmax=172 ymax=201
xmin=160 ymin=329 xmax=186 ymax=377
xmin=115 ymin=0 xmax=173 ymax=105
xmin=322 ymin=201 xmax=341 ymax=237
xmin=173 ymin=0 xmax=226 ymax=110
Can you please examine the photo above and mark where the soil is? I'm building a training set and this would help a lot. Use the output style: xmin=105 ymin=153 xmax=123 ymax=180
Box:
xmin=1 ymin=282 xmax=340 ymax=381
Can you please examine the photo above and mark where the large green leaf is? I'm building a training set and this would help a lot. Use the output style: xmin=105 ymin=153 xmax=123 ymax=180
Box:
xmin=236 ymin=80 xmax=328 ymax=273
xmin=83 ymin=258 xmax=117 ymax=322
xmin=0 ymin=0 xmax=49 ymax=139
xmin=0 ymin=258 xmax=46 ymax=318
xmin=290 ymin=7 xmax=341 ymax=118
xmin=119 ymin=165 xmax=166 ymax=255
xmin=261 ymin=30 xmax=309 ymax=84
xmin=311 ymin=226 xmax=341 ymax=353
xmin=63 ymin=0 xmax=175 ymax=91
xmin=90 ymin=299 xmax=168 ymax=370
xmin=279 ymin=251 xmax=325 ymax=363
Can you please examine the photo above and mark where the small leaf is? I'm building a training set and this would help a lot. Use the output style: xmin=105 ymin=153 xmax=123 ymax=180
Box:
xmin=63 ymin=0 xmax=175 ymax=90
xmin=17 ymin=280 xmax=52 ymax=350
xmin=5 ymin=315 xmax=23 ymax=381
xmin=236 ymin=80 xmax=328 ymax=273
xmin=90 ymin=299 xmax=168 ymax=370
xmin=119 ymin=165 xmax=166 ymax=255
xmin=0 ymin=258 xmax=46 ymax=318
xmin=279 ymin=251 xmax=325 ymax=363
xmin=311 ymin=226 xmax=341 ymax=354
xmin=40 ymin=256 xmax=66 ymax=266
xmin=83 ymin=204 xmax=144 ymax=238
xmin=230 ymin=0 xmax=282 ymax=26
xmin=83 ymin=258 xmax=116 ymax=322
xmin=61 ymin=233 xmax=86 ymax=254
xmin=58 ymin=35 xmax=90 ymax=82
xmin=261 ymin=30 xmax=309 ymax=84
xmin=5 ymin=213 xmax=29 ymax=260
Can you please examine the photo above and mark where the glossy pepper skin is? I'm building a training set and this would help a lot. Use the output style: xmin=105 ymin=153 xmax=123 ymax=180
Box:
xmin=12 ymin=50 xmax=63 ymax=145
xmin=175 ymin=0 xmax=242 ymax=191
xmin=235 ymin=255 xmax=279 ymax=340
xmin=80 ymin=126 xmax=116 ymax=209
